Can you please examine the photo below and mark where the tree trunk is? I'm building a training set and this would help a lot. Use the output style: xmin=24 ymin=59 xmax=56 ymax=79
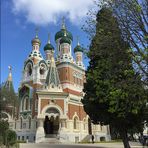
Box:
xmin=119 ymin=129 xmax=131 ymax=148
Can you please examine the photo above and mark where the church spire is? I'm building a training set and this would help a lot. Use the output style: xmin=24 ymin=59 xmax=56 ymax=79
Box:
xmin=61 ymin=17 xmax=66 ymax=30
xmin=31 ymin=27 xmax=41 ymax=50
xmin=45 ymin=55 xmax=62 ymax=92
xmin=35 ymin=27 xmax=39 ymax=38
xmin=48 ymin=33 xmax=51 ymax=44
xmin=77 ymin=36 xmax=80 ymax=46
xmin=4 ymin=66 xmax=14 ymax=91
xmin=8 ymin=66 xmax=12 ymax=81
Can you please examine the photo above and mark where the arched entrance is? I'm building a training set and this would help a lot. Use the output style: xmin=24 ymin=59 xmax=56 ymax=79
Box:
xmin=44 ymin=107 xmax=60 ymax=136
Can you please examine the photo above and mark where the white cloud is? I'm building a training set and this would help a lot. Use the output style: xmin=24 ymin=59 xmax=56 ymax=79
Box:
xmin=12 ymin=0 xmax=94 ymax=26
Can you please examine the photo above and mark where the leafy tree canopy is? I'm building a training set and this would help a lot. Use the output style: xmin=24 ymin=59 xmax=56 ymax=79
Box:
xmin=82 ymin=7 xmax=148 ymax=148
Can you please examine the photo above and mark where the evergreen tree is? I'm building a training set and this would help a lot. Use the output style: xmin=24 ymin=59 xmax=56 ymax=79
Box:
xmin=82 ymin=8 xmax=147 ymax=148
xmin=0 ymin=83 xmax=18 ymax=118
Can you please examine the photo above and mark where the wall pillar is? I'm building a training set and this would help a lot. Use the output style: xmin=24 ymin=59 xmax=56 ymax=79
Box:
xmin=60 ymin=119 xmax=66 ymax=130
xmin=35 ymin=118 xmax=45 ymax=143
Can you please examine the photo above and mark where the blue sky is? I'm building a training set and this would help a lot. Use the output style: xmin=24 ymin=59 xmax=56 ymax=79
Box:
xmin=1 ymin=0 xmax=95 ymax=92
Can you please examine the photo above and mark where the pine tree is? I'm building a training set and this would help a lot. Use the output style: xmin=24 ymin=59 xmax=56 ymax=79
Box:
xmin=82 ymin=8 xmax=147 ymax=148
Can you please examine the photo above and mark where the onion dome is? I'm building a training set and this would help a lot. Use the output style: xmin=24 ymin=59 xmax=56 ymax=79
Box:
xmin=55 ymin=17 xmax=73 ymax=41
xmin=44 ymin=34 xmax=54 ymax=51
xmin=44 ymin=43 xmax=54 ymax=51
xmin=55 ymin=29 xmax=73 ymax=41
xmin=74 ymin=45 xmax=83 ymax=53
xmin=60 ymin=30 xmax=71 ymax=44
xmin=31 ymin=28 xmax=41 ymax=45
xmin=60 ymin=36 xmax=71 ymax=44
xmin=31 ymin=37 xmax=41 ymax=45
xmin=74 ymin=38 xmax=83 ymax=53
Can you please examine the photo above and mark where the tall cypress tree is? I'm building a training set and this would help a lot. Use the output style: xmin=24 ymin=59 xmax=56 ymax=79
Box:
xmin=82 ymin=8 xmax=147 ymax=148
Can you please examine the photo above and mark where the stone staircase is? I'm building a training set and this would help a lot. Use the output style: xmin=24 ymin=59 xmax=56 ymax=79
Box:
xmin=81 ymin=134 xmax=92 ymax=143
xmin=41 ymin=134 xmax=61 ymax=144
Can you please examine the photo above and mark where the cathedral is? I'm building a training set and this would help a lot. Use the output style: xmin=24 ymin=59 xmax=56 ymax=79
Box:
xmin=3 ymin=20 xmax=110 ymax=143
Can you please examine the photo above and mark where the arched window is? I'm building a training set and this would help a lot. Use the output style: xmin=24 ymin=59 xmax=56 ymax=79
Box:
xmin=28 ymin=117 xmax=31 ymax=129
xmin=83 ymin=118 xmax=87 ymax=130
xmin=15 ymin=119 xmax=17 ymax=129
xmin=20 ymin=117 xmax=23 ymax=129
xmin=22 ymin=96 xmax=30 ymax=111
xmin=39 ymin=64 xmax=46 ymax=75
xmin=35 ymin=99 xmax=38 ymax=110
xmin=74 ymin=117 xmax=78 ymax=130
xmin=25 ymin=98 xmax=29 ymax=110
xmin=26 ymin=64 xmax=32 ymax=76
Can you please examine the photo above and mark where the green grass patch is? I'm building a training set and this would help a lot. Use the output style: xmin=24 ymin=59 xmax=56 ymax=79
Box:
xmin=79 ymin=139 xmax=122 ymax=144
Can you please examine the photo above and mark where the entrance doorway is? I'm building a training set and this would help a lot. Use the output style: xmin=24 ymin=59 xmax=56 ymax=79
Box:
xmin=44 ymin=116 xmax=54 ymax=134
xmin=44 ymin=108 xmax=60 ymax=136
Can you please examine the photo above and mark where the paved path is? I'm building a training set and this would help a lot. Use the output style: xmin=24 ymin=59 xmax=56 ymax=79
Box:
xmin=20 ymin=142 xmax=145 ymax=148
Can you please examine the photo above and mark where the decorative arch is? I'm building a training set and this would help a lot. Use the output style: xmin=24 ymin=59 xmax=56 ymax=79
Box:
xmin=28 ymin=116 xmax=31 ymax=129
xmin=72 ymin=113 xmax=79 ymax=130
xmin=24 ymin=60 xmax=34 ymax=76
xmin=24 ymin=59 xmax=33 ymax=70
xmin=44 ymin=107 xmax=60 ymax=118
xmin=72 ymin=112 xmax=80 ymax=120
xmin=20 ymin=117 xmax=23 ymax=129
xmin=34 ymin=116 xmax=38 ymax=129
xmin=39 ymin=60 xmax=48 ymax=67
xmin=83 ymin=117 xmax=87 ymax=130
xmin=21 ymin=95 xmax=30 ymax=111
xmin=41 ymin=104 xmax=63 ymax=116
xmin=1 ymin=111 xmax=11 ymax=120
xmin=73 ymin=116 xmax=79 ymax=130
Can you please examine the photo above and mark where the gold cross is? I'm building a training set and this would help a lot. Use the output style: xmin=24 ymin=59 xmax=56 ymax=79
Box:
xmin=62 ymin=16 xmax=65 ymax=29
xmin=8 ymin=65 xmax=12 ymax=71
xmin=77 ymin=36 xmax=80 ymax=45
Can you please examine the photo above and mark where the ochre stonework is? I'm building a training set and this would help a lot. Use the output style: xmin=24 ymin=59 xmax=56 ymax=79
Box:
xmin=63 ymin=88 xmax=82 ymax=96
xmin=68 ymin=104 xmax=86 ymax=120
xmin=56 ymin=100 xmax=64 ymax=112
xmin=41 ymin=99 xmax=50 ymax=112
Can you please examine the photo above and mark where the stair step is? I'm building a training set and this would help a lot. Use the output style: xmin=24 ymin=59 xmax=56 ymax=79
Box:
xmin=41 ymin=137 xmax=61 ymax=143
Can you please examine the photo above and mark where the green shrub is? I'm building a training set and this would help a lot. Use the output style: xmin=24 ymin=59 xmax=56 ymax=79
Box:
xmin=16 ymin=140 xmax=26 ymax=143
xmin=6 ymin=130 xmax=17 ymax=147
xmin=0 ymin=135 xmax=3 ymax=145
xmin=0 ymin=120 xmax=9 ymax=145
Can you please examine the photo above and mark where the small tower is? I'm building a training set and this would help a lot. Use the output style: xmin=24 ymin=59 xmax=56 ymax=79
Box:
xmin=31 ymin=28 xmax=41 ymax=51
xmin=60 ymin=30 xmax=71 ymax=59
xmin=22 ymin=29 xmax=47 ymax=87
xmin=74 ymin=37 xmax=84 ymax=67
xmin=44 ymin=33 xmax=54 ymax=64
xmin=55 ymin=17 xmax=73 ymax=60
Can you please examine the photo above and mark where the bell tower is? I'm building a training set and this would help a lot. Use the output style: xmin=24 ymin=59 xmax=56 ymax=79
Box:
xmin=21 ymin=29 xmax=48 ymax=88
xmin=55 ymin=18 xmax=73 ymax=62
xmin=74 ymin=37 xmax=84 ymax=68
xmin=44 ymin=33 xmax=54 ymax=66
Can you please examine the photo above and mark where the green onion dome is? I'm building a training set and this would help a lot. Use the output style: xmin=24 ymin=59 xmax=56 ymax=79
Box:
xmin=31 ymin=37 xmax=41 ymax=45
xmin=74 ymin=45 xmax=83 ymax=53
xmin=55 ymin=29 xmax=73 ymax=41
xmin=60 ymin=36 xmax=71 ymax=44
xmin=44 ymin=43 xmax=54 ymax=51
